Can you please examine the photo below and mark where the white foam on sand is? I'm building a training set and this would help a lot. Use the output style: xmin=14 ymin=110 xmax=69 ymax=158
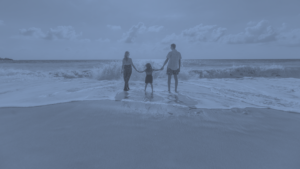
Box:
xmin=1 ymin=100 xmax=300 ymax=169
xmin=1 ymin=76 xmax=300 ymax=113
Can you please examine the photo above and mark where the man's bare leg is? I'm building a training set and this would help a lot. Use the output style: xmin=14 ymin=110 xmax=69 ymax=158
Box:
xmin=174 ymin=74 xmax=178 ymax=92
xmin=168 ymin=74 xmax=172 ymax=93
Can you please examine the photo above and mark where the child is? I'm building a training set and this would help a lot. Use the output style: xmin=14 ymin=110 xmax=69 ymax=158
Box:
xmin=138 ymin=63 xmax=162 ymax=93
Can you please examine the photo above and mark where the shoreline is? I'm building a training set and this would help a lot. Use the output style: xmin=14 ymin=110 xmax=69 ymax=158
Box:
xmin=0 ymin=99 xmax=298 ymax=115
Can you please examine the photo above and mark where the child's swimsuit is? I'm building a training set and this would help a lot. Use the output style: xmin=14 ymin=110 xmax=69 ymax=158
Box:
xmin=145 ymin=70 xmax=153 ymax=84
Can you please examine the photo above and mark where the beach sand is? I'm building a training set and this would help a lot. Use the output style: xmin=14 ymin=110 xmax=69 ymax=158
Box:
xmin=1 ymin=100 xmax=300 ymax=169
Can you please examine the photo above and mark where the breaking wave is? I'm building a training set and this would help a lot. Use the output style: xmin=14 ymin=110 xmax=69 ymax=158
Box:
xmin=190 ymin=65 xmax=300 ymax=78
xmin=1 ymin=63 xmax=299 ymax=80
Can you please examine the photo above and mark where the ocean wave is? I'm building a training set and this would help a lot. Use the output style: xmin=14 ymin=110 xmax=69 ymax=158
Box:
xmin=190 ymin=65 xmax=300 ymax=78
xmin=1 ymin=64 xmax=300 ymax=80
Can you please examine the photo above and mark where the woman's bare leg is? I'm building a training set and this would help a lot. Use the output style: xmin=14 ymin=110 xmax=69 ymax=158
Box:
xmin=144 ymin=83 xmax=148 ymax=92
xmin=150 ymin=83 xmax=153 ymax=93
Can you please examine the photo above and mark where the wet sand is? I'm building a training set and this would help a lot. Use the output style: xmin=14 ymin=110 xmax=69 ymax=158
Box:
xmin=1 ymin=100 xmax=300 ymax=169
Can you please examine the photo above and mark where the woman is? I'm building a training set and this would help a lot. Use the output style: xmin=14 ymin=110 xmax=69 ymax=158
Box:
xmin=121 ymin=51 xmax=138 ymax=91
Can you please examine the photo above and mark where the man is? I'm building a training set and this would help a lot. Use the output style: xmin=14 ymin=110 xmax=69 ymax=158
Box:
xmin=161 ymin=43 xmax=182 ymax=93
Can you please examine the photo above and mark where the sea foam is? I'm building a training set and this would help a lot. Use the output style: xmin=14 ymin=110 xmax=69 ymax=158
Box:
xmin=1 ymin=62 xmax=299 ymax=80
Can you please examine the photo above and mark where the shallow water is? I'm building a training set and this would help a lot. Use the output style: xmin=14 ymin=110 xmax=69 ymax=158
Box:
xmin=1 ymin=59 xmax=300 ymax=113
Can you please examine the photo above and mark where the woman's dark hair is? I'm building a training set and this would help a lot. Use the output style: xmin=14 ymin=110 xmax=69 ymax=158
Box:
xmin=124 ymin=51 xmax=129 ymax=61
xmin=145 ymin=63 xmax=152 ymax=72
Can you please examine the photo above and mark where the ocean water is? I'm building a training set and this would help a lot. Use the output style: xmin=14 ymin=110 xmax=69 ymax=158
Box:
xmin=1 ymin=59 xmax=300 ymax=113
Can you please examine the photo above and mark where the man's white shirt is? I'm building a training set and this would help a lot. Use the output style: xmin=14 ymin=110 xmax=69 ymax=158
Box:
xmin=167 ymin=49 xmax=181 ymax=70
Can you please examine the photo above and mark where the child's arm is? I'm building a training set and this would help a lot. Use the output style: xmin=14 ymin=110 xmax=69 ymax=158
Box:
xmin=137 ymin=70 xmax=145 ymax=73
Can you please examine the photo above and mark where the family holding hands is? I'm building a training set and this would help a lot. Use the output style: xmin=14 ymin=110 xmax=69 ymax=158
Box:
xmin=121 ymin=43 xmax=181 ymax=93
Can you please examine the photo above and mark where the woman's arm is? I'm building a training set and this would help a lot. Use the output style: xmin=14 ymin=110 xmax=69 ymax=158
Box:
xmin=121 ymin=59 xmax=124 ymax=73
xmin=131 ymin=59 xmax=139 ymax=72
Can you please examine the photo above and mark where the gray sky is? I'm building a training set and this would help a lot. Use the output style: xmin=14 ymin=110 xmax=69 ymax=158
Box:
xmin=0 ymin=0 xmax=300 ymax=59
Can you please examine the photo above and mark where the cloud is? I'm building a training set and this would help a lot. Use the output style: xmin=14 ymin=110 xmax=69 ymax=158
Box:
xmin=161 ymin=33 xmax=178 ymax=44
xmin=161 ymin=20 xmax=300 ymax=47
xmin=119 ymin=22 xmax=164 ymax=43
xmin=44 ymin=26 xmax=81 ymax=40
xmin=182 ymin=25 xmax=227 ymax=42
xmin=0 ymin=20 xmax=4 ymax=26
xmin=277 ymin=29 xmax=300 ymax=47
xmin=119 ymin=22 xmax=147 ymax=43
xmin=107 ymin=25 xmax=122 ymax=30
xmin=19 ymin=26 xmax=81 ymax=40
xmin=148 ymin=25 xmax=164 ymax=32
xmin=19 ymin=27 xmax=45 ymax=38
xmin=162 ymin=24 xmax=227 ymax=44
xmin=220 ymin=20 xmax=300 ymax=47
xmin=221 ymin=20 xmax=279 ymax=44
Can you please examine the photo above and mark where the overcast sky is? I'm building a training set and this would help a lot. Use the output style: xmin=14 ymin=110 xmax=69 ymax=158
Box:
xmin=0 ymin=0 xmax=300 ymax=60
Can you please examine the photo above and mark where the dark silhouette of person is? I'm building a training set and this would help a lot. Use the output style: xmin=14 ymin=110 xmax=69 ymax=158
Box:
xmin=121 ymin=51 xmax=138 ymax=91
xmin=161 ymin=44 xmax=182 ymax=93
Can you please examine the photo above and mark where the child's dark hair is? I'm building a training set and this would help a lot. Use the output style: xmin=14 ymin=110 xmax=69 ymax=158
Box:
xmin=145 ymin=63 xmax=152 ymax=72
